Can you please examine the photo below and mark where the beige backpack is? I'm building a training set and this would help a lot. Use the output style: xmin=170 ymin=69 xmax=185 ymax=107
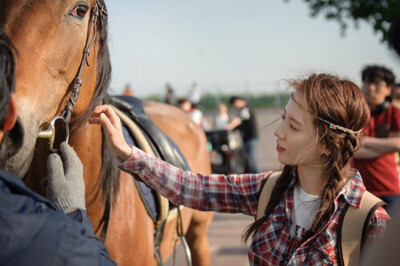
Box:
xmin=256 ymin=172 xmax=385 ymax=266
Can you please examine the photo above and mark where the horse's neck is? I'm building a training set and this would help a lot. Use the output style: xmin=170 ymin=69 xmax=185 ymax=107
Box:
xmin=69 ymin=123 xmax=105 ymax=226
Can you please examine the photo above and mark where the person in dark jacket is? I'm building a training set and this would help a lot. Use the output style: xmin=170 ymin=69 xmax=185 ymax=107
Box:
xmin=0 ymin=30 xmax=115 ymax=265
xmin=226 ymin=96 xmax=260 ymax=173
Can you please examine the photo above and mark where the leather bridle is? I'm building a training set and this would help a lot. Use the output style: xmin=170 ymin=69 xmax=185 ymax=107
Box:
xmin=36 ymin=0 xmax=112 ymax=244
xmin=38 ymin=1 xmax=107 ymax=152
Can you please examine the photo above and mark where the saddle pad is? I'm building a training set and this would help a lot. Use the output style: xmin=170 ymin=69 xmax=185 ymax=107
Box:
xmin=121 ymin=120 xmax=160 ymax=222
xmin=110 ymin=97 xmax=192 ymax=225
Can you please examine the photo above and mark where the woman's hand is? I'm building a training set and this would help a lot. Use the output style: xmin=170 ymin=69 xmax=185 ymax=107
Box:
xmin=89 ymin=105 xmax=132 ymax=161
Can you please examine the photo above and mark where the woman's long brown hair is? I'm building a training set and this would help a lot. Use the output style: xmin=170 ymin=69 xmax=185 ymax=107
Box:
xmin=243 ymin=73 xmax=370 ymax=242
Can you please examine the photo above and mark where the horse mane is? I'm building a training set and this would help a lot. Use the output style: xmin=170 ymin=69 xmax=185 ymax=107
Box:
xmin=70 ymin=0 xmax=120 ymax=210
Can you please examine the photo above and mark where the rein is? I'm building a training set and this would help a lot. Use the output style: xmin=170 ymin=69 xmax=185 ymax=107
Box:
xmin=37 ymin=0 xmax=107 ymax=152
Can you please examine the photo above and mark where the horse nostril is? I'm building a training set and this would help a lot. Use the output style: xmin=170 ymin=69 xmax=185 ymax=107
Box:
xmin=2 ymin=117 xmax=24 ymax=159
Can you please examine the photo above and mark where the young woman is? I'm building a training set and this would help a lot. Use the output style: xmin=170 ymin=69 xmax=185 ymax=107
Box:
xmin=89 ymin=73 xmax=389 ymax=265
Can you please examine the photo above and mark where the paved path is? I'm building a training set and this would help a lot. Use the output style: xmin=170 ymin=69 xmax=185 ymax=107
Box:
xmin=165 ymin=212 xmax=253 ymax=266
xmin=207 ymin=213 xmax=252 ymax=265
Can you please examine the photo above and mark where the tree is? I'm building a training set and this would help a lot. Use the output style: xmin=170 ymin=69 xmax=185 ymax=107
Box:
xmin=287 ymin=0 xmax=400 ymax=44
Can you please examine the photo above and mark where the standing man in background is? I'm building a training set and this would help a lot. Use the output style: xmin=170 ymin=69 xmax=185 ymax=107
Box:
xmin=164 ymin=82 xmax=176 ymax=105
xmin=393 ymin=83 xmax=400 ymax=174
xmin=226 ymin=96 xmax=260 ymax=173
xmin=123 ymin=83 xmax=133 ymax=96
xmin=188 ymin=81 xmax=201 ymax=108
xmin=392 ymin=83 xmax=400 ymax=108
xmin=353 ymin=65 xmax=400 ymax=215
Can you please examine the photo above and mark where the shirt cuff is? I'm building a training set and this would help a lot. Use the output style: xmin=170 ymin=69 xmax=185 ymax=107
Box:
xmin=118 ymin=146 xmax=148 ymax=173
xmin=116 ymin=145 xmax=134 ymax=165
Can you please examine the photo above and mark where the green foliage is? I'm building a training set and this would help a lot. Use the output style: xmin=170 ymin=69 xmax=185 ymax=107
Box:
xmin=286 ymin=0 xmax=400 ymax=43
xmin=199 ymin=93 xmax=290 ymax=110
xmin=145 ymin=94 xmax=162 ymax=102
xmin=142 ymin=92 xmax=290 ymax=110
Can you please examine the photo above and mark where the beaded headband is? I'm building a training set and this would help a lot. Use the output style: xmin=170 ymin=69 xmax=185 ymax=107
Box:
xmin=315 ymin=117 xmax=362 ymax=134
xmin=290 ymin=92 xmax=362 ymax=135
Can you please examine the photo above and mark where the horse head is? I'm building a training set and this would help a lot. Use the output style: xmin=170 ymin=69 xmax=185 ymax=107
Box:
xmin=0 ymin=0 xmax=111 ymax=177
xmin=0 ymin=3 xmax=215 ymax=264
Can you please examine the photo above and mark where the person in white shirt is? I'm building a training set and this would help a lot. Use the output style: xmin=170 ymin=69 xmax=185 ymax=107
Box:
xmin=214 ymin=102 xmax=230 ymax=130
xmin=177 ymin=98 xmax=210 ymax=130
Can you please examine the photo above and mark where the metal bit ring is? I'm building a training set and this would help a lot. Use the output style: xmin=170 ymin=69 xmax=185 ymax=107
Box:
xmin=37 ymin=116 xmax=70 ymax=152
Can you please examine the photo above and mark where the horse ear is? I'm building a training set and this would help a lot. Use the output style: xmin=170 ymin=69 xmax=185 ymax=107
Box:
xmin=2 ymin=93 xmax=17 ymax=132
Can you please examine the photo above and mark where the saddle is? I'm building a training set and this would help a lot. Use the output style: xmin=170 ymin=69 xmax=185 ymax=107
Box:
xmin=109 ymin=95 xmax=190 ymax=225
xmin=109 ymin=96 xmax=192 ymax=265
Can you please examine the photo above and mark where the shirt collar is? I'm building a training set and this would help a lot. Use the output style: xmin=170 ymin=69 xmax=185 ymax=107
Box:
xmin=336 ymin=171 xmax=365 ymax=208
xmin=289 ymin=169 xmax=365 ymax=208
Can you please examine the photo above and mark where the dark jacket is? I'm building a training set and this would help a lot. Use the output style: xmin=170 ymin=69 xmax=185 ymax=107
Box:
xmin=235 ymin=105 xmax=258 ymax=142
xmin=0 ymin=169 xmax=116 ymax=266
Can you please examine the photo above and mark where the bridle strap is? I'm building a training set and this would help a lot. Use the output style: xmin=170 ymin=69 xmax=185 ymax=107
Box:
xmin=62 ymin=0 xmax=107 ymax=124
xmin=65 ymin=0 xmax=112 ymax=243
xmin=62 ymin=2 xmax=112 ymax=243
xmin=37 ymin=1 xmax=107 ymax=152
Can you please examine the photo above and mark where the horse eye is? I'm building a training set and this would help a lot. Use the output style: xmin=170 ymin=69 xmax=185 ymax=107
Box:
xmin=70 ymin=5 xmax=89 ymax=18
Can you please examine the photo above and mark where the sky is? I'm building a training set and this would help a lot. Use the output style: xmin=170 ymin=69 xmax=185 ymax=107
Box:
xmin=106 ymin=0 xmax=400 ymax=98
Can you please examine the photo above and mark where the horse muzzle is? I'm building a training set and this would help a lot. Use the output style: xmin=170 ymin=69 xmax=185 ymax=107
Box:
xmin=0 ymin=116 xmax=35 ymax=177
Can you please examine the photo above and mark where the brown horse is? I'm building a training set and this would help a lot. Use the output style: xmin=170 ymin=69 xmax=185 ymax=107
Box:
xmin=0 ymin=1 xmax=213 ymax=265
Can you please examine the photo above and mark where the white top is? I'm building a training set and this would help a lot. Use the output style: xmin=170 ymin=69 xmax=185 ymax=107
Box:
xmin=214 ymin=114 xmax=229 ymax=129
xmin=289 ymin=185 xmax=320 ymax=246
xmin=188 ymin=109 xmax=203 ymax=125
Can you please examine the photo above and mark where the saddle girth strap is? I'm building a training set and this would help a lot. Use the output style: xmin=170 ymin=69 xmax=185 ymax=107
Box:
xmin=154 ymin=221 xmax=166 ymax=266
xmin=112 ymin=106 xmax=168 ymax=266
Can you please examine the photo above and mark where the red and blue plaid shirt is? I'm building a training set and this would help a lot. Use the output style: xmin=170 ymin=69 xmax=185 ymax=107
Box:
xmin=119 ymin=147 xmax=389 ymax=265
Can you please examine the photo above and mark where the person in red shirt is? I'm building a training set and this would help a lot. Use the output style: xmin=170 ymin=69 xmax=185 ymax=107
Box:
xmin=354 ymin=65 xmax=400 ymax=214
xmin=392 ymin=83 xmax=400 ymax=108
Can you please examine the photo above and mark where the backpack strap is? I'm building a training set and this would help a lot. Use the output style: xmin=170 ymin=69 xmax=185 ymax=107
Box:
xmin=256 ymin=171 xmax=281 ymax=220
xmin=338 ymin=191 xmax=385 ymax=266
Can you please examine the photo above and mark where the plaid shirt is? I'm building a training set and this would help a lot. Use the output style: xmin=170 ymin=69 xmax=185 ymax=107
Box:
xmin=120 ymin=147 xmax=389 ymax=265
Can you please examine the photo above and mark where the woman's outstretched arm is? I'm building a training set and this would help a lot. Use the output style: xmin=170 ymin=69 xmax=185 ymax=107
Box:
xmin=89 ymin=105 xmax=270 ymax=215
